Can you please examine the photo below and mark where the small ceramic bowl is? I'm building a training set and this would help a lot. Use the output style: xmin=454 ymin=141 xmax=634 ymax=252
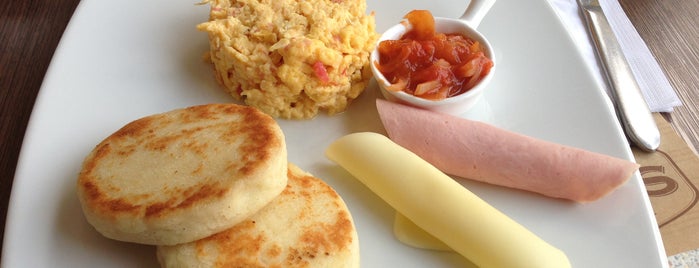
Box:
xmin=370 ymin=1 xmax=496 ymax=115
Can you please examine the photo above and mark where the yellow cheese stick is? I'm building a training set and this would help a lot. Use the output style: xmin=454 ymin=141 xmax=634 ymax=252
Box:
xmin=326 ymin=132 xmax=571 ymax=268
xmin=393 ymin=212 xmax=451 ymax=251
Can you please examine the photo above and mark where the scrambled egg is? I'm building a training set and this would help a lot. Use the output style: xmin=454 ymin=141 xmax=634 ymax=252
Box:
xmin=198 ymin=0 xmax=378 ymax=119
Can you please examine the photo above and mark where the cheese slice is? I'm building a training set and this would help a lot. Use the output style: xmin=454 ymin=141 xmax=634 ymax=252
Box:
xmin=326 ymin=132 xmax=571 ymax=268
xmin=393 ymin=212 xmax=450 ymax=251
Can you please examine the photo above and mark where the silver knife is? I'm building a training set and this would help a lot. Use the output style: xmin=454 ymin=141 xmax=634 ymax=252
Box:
xmin=578 ymin=0 xmax=660 ymax=151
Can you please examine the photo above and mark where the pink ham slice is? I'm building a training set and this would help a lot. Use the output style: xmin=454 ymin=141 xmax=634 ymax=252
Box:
xmin=376 ymin=99 xmax=639 ymax=202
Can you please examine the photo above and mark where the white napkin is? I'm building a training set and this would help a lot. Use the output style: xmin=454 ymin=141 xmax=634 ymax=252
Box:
xmin=550 ymin=0 xmax=682 ymax=112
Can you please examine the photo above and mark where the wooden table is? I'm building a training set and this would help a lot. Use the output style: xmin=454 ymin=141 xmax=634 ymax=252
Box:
xmin=1 ymin=0 xmax=698 ymax=262
xmin=619 ymin=0 xmax=699 ymax=156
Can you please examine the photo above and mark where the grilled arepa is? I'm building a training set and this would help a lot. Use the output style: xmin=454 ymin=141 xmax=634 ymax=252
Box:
xmin=156 ymin=164 xmax=359 ymax=268
xmin=76 ymin=103 xmax=288 ymax=245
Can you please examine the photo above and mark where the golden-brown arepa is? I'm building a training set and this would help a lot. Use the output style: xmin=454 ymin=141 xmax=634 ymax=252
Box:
xmin=156 ymin=164 xmax=359 ymax=268
xmin=76 ymin=103 xmax=287 ymax=245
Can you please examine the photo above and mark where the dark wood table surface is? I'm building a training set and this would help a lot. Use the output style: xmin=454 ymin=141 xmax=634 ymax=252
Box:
xmin=2 ymin=0 xmax=698 ymax=262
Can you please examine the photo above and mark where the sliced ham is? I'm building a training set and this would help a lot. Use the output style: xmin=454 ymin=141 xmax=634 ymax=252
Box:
xmin=376 ymin=99 xmax=639 ymax=202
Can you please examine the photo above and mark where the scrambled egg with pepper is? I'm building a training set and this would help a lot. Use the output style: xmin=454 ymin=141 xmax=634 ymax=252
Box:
xmin=197 ymin=0 xmax=378 ymax=119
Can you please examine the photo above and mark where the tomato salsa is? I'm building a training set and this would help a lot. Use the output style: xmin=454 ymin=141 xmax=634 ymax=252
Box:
xmin=376 ymin=10 xmax=494 ymax=100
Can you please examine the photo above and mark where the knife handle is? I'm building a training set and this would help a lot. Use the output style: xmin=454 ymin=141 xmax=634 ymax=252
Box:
xmin=580 ymin=3 xmax=660 ymax=151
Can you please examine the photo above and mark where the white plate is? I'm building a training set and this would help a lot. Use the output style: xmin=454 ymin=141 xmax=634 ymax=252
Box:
xmin=2 ymin=0 xmax=667 ymax=267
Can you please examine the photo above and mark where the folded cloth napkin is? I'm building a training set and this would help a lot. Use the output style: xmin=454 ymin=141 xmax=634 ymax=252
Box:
xmin=550 ymin=0 xmax=682 ymax=112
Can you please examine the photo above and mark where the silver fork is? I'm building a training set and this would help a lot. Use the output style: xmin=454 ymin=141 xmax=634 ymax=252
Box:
xmin=578 ymin=0 xmax=660 ymax=151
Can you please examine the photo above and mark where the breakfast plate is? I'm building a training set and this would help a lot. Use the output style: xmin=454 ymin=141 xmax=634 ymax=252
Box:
xmin=2 ymin=0 xmax=668 ymax=267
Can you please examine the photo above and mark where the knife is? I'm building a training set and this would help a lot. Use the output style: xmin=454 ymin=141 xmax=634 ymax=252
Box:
xmin=578 ymin=0 xmax=660 ymax=151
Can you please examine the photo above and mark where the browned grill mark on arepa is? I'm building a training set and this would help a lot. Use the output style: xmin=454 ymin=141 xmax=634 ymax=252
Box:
xmin=110 ymin=116 xmax=155 ymax=139
xmin=226 ymin=105 xmax=282 ymax=176
xmin=143 ymin=125 xmax=212 ymax=157
xmin=197 ymin=220 xmax=268 ymax=266
xmin=145 ymin=182 xmax=230 ymax=218
xmin=294 ymin=171 xmax=353 ymax=260
xmin=298 ymin=212 xmax=354 ymax=258
xmin=80 ymin=180 xmax=140 ymax=215
xmin=81 ymin=179 xmax=230 ymax=219
xmin=78 ymin=142 xmax=112 ymax=181
xmin=265 ymin=244 xmax=283 ymax=259
xmin=184 ymin=103 xmax=229 ymax=121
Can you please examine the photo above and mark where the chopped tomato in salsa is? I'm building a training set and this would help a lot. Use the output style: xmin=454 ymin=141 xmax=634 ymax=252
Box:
xmin=376 ymin=10 xmax=493 ymax=100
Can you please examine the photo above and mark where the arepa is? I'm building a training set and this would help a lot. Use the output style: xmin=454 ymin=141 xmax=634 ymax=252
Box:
xmin=156 ymin=164 xmax=359 ymax=268
xmin=76 ymin=103 xmax=287 ymax=245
